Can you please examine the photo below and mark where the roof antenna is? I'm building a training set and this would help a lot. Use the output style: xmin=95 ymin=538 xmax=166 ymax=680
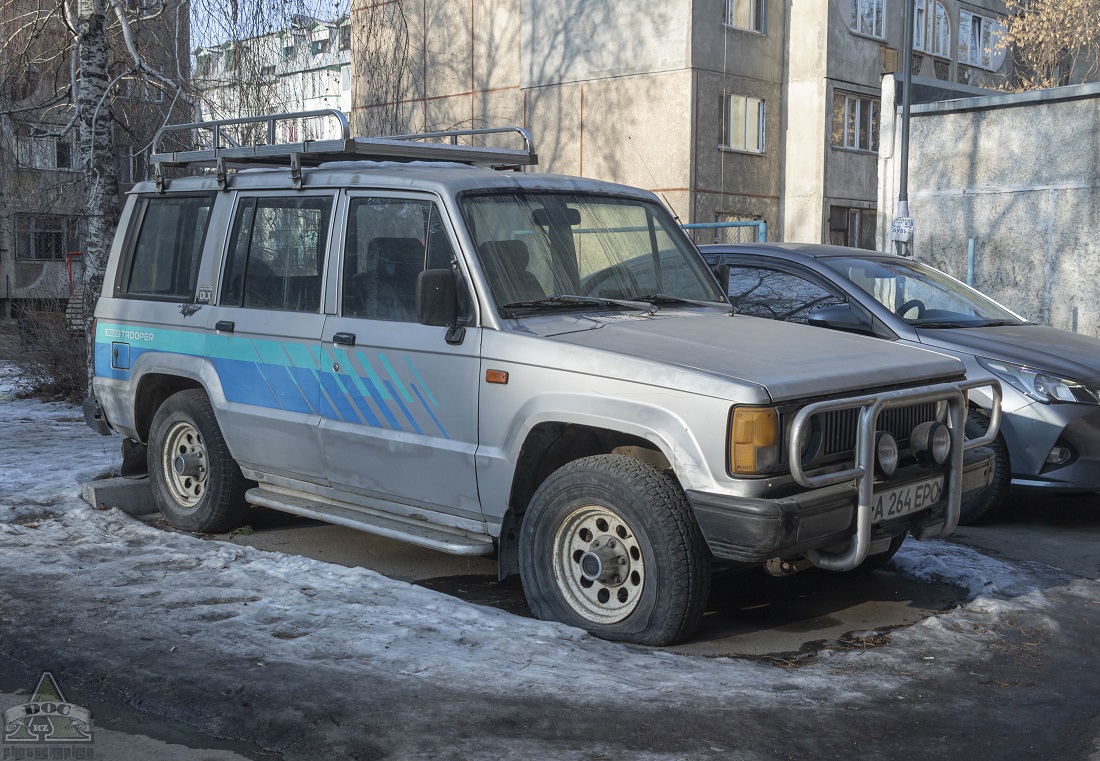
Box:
xmin=626 ymin=135 xmax=681 ymax=223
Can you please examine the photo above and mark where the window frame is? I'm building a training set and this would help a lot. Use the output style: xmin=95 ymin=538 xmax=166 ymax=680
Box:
xmin=15 ymin=214 xmax=84 ymax=262
xmin=831 ymin=91 xmax=881 ymax=153
xmin=958 ymin=9 xmax=1004 ymax=70
xmin=724 ymin=0 xmax=765 ymax=33
xmin=115 ymin=192 xmax=216 ymax=302
xmin=849 ymin=0 xmax=885 ymax=39
xmin=914 ymin=0 xmax=951 ymax=58
xmin=218 ymin=191 xmax=336 ymax=313
xmin=719 ymin=93 xmax=766 ymax=154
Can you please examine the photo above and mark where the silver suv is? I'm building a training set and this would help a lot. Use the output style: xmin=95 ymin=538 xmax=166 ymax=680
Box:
xmin=83 ymin=111 xmax=1000 ymax=645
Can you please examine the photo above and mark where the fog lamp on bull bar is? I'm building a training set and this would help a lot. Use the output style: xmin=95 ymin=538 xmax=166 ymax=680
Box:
xmin=910 ymin=420 xmax=951 ymax=466
xmin=875 ymin=431 xmax=899 ymax=477
xmin=729 ymin=406 xmax=778 ymax=475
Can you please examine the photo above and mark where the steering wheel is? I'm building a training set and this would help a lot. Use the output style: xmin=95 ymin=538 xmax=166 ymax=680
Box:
xmin=578 ymin=266 xmax=639 ymax=298
xmin=897 ymin=299 xmax=926 ymax=319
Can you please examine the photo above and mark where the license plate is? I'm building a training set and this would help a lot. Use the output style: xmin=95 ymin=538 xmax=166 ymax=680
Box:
xmin=871 ymin=476 xmax=944 ymax=523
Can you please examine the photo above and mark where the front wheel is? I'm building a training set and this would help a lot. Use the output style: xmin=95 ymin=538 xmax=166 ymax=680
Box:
xmin=518 ymin=455 xmax=711 ymax=646
xmin=148 ymin=389 xmax=250 ymax=533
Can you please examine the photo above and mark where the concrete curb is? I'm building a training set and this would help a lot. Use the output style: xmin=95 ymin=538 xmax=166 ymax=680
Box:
xmin=82 ymin=477 xmax=157 ymax=516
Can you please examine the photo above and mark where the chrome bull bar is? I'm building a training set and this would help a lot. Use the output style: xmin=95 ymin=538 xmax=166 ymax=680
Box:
xmin=788 ymin=379 xmax=1002 ymax=571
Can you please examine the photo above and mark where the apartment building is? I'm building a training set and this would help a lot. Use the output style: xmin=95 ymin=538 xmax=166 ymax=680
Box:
xmin=350 ymin=0 xmax=1009 ymax=246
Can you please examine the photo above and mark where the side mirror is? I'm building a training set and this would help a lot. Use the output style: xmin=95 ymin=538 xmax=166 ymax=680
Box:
xmin=807 ymin=304 xmax=872 ymax=334
xmin=416 ymin=269 xmax=458 ymax=327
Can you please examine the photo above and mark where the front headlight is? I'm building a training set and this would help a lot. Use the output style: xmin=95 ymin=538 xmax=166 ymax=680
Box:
xmin=977 ymin=357 xmax=1100 ymax=405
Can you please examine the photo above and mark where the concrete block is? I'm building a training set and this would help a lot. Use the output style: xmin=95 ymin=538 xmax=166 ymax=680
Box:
xmin=82 ymin=477 xmax=157 ymax=516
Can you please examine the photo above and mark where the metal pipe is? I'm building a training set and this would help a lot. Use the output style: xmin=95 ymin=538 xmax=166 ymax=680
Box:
xmin=967 ymin=238 xmax=975 ymax=286
xmin=894 ymin=0 xmax=915 ymax=257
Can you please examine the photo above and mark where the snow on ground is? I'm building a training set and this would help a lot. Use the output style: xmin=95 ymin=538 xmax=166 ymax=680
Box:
xmin=0 ymin=368 xmax=1090 ymax=712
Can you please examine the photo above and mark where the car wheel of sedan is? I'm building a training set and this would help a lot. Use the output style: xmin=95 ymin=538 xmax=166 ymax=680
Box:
xmin=959 ymin=408 xmax=1011 ymax=525
xmin=148 ymin=389 xmax=251 ymax=533
xmin=519 ymin=454 xmax=711 ymax=646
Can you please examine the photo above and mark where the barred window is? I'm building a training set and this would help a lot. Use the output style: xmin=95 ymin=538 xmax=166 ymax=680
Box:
xmin=15 ymin=215 xmax=83 ymax=261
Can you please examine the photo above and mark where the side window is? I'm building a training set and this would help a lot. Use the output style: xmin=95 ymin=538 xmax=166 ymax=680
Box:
xmin=726 ymin=266 xmax=844 ymax=323
xmin=221 ymin=195 xmax=332 ymax=312
xmin=120 ymin=194 xmax=214 ymax=300
xmin=343 ymin=198 xmax=459 ymax=322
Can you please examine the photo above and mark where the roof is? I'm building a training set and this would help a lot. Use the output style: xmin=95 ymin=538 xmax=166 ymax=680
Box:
xmin=700 ymin=242 xmax=899 ymax=261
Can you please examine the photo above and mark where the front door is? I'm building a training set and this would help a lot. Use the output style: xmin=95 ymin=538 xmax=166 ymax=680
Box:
xmin=318 ymin=192 xmax=482 ymax=524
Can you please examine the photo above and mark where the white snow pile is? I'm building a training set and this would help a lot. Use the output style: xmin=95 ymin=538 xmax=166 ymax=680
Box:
xmin=0 ymin=368 xmax=1088 ymax=707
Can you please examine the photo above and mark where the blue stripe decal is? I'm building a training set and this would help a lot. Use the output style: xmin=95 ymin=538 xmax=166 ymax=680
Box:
xmin=287 ymin=366 xmax=322 ymax=411
xmin=319 ymin=372 xmax=361 ymax=423
xmin=411 ymin=383 xmax=448 ymax=439
xmin=338 ymin=373 xmax=382 ymax=427
xmin=379 ymin=354 xmax=413 ymax=404
xmin=258 ymin=363 xmax=314 ymax=414
xmin=316 ymin=389 xmax=340 ymax=421
xmin=384 ymin=380 xmax=422 ymax=435
xmin=211 ymin=358 xmax=280 ymax=408
xmin=405 ymin=358 xmax=438 ymax=407
xmin=356 ymin=351 xmax=392 ymax=401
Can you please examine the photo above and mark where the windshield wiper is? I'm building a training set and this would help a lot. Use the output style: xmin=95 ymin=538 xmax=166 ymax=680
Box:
xmin=636 ymin=293 xmax=733 ymax=313
xmin=501 ymin=294 xmax=657 ymax=315
xmin=914 ymin=321 xmax=980 ymax=329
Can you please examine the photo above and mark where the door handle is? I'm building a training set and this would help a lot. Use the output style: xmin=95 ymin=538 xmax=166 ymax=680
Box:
xmin=332 ymin=332 xmax=356 ymax=346
xmin=214 ymin=320 xmax=235 ymax=333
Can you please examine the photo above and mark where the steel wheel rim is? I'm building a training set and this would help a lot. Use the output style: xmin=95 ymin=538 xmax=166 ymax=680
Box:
xmin=551 ymin=505 xmax=645 ymax=624
xmin=162 ymin=420 xmax=208 ymax=509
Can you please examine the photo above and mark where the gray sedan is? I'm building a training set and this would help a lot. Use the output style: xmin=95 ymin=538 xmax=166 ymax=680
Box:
xmin=700 ymin=242 xmax=1100 ymax=524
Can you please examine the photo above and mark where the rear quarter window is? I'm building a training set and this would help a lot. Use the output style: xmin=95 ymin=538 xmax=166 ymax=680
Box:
xmin=118 ymin=194 xmax=215 ymax=301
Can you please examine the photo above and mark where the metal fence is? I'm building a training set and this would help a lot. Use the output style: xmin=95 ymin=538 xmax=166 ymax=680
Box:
xmin=682 ymin=221 xmax=767 ymax=245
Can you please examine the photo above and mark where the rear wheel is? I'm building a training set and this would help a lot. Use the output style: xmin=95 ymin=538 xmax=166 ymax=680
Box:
xmin=959 ymin=408 xmax=1011 ymax=525
xmin=519 ymin=455 xmax=710 ymax=646
xmin=148 ymin=389 xmax=250 ymax=533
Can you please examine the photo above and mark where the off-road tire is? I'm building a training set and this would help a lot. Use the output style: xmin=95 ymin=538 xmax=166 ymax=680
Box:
xmin=518 ymin=454 xmax=711 ymax=646
xmin=148 ymin=389 xmax=250 ymax=533
xmin=959 ymin=408 xmax=1011 ymax=525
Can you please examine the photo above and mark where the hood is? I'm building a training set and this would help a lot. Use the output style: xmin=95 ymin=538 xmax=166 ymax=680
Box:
xmin=540 ymin=312 xmax=965 ymax=403
xmin=916 ymin=324 xmax=1100 ymax=384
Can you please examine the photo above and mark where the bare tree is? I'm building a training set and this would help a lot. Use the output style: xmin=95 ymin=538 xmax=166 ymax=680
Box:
xmin=0 ymin=0 xmax=348 ymax=387
xmin=999 ymin=0 xmax=1100 ymax=91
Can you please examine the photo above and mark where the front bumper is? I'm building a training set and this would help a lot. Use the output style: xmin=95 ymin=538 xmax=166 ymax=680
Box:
xmin=1002 ymin=400 xmax=1100 ymax=492
xmin=687 ymin=446 xmax=995 ymax=565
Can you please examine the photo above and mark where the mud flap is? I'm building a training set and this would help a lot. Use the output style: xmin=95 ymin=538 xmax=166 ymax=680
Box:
xmin=121 ymin=438 xmax=149 ymax=479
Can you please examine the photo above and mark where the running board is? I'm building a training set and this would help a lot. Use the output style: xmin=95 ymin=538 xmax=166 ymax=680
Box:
xmin=245 ymin=488 xmax=495 ymax=557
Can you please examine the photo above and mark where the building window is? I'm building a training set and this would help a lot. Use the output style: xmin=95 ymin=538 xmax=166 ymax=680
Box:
xmin=15 ymin=215 xmax=84 ymax=261
xmin=16 ymin=132 xmax=76 ymax=170
xmin=915 ymin=0 xmax=950 ymax=57
xmin=959 ymin=10 xmax=1004 ymax=69
xmin=281 ymin=38 xmax=297 ymax=60
xmin=118 ymin=146 xmax=147 ymax=185
xmin=829 ymin=206 xmax=877 ymax=250
xmin=831 ymin=92 xmax=880 ymax=152
xmin=338 ymin=24 xmax=351 ymax=51
xmin=849 ymin=0 xmax=885 ymax=38
xmin=720 ymin=94 xmax=765 ymax=154
xmin=725 ymin=0 xmax=764 ymax=32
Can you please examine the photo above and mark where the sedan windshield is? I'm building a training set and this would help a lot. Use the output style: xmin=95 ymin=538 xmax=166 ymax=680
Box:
xmin=460 ymin=192 xmax=726 ymax=314
xmin=824 ymin=257 xmax=1025 ymax=327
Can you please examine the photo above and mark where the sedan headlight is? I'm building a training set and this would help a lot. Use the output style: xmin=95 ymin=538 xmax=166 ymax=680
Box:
xmin=977 ymin=357 xmax=1100 ymax=405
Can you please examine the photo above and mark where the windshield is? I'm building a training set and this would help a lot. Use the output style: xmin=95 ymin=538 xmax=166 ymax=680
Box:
xmin=460 ymin=192 xmax=725 ymax=313
xmin=823 ymin=256 xmax=1025 ymax=327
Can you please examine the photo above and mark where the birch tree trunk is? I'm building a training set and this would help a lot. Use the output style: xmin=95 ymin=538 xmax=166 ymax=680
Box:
xmin=76 ymin=0 xmax=119 ymax=389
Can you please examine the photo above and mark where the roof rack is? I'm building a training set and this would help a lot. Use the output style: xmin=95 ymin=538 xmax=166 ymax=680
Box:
xmin=149 ymin=109 xmax=538 ymax=191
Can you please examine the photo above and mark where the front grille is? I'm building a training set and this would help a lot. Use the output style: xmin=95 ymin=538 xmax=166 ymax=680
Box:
xmin=819 ymin=402 xmax=938 ymax=456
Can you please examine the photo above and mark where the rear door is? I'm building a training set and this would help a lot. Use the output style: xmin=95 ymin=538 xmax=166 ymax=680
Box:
xmin=206 ymin=191 xmax=335 ymax=482
xmin=318 ymin=192 xmax=482 ymax=524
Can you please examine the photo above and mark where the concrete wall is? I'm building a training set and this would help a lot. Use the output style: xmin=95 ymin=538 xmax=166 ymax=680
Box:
xmin=878 ymin=83 xmax=1100 ymax=334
